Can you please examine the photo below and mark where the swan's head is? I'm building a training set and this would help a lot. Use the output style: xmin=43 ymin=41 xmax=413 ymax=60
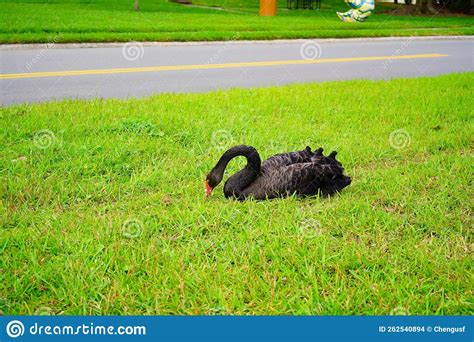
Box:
xmin=205 ymin=169 xmax=223 ymax=197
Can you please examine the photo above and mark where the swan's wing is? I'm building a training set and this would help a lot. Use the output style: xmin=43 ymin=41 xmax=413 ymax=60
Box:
xmin=262 ymin=146 xmax=344 ymax=170
xmin=244 ymin=160 xmax=351 ymax=199
xmin=278 ymin=161 xmax=350 ymax=196
xmin=262 ymin=146 xmax=323 ymax=169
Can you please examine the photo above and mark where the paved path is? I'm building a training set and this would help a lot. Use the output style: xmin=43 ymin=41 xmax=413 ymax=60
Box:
xmin=1 ymin=37 xmax=472 ymax=105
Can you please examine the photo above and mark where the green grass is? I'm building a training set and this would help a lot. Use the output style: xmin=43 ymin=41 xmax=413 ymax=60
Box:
xmin=1 ymin=0 xmax=473 ymax=44
xmin=1 ymin=73 xmax=473 ymax=315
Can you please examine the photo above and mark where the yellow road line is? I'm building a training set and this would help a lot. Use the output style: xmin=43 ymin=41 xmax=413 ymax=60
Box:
xmin=0 ymin=54 xmax=448 ymax=80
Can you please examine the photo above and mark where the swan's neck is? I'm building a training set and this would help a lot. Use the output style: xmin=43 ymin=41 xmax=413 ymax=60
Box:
xmin=212 ymin=145 xmax=261 ymax=197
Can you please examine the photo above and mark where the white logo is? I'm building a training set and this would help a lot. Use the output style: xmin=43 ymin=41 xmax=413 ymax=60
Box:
xmin=6 ymin=320 xmax=25 ymax=338
xmin=209 ymin=129 xmax=234 ymax=153
xmin=33 ymin=129 xmax=56 ymax=149
xmin=121 ymin=218 xmax=144 ymax=239
xmin=299 ymin=41 xmax=322 ymax=60
xmin=389 ymin=128 xmax=411 ymax=150
xmin=122 ymin=42 xmax=144 ymax=61
xmin=298 ymin=218 xmax=323 ymax=238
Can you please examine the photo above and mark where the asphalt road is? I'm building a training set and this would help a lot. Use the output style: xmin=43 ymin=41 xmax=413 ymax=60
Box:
xmin=1 ymin=37 xmax=472 ymax=105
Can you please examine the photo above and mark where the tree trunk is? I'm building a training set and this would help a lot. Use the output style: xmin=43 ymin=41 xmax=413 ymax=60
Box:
xmin=134 ymin=0 xmax=139 ymax=12
xmin=426 ymin=0 xmax=437 ymax=13
xmin=416 ymin=0 xmax=421 ymax=12
xmin=416 ymin=0 xmax=437 ymax=14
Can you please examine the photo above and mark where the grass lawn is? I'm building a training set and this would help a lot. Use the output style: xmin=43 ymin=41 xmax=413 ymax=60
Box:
xmin=0 ymin=0 xmax=473 ymax=44
xmin=1 ymin=72 xmax=473 ymax=315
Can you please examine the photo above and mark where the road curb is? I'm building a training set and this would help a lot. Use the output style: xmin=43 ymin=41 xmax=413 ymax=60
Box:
xmin=1 ymin=35 xmax=473 ymax=50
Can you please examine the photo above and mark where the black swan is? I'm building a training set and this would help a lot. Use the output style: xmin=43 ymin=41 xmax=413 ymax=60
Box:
xmin=205 ymin=145 xmax=351 ymax=200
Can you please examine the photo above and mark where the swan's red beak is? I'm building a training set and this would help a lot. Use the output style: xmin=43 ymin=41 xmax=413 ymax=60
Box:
xmin=205 ymin=179 xmax=213 ymax=197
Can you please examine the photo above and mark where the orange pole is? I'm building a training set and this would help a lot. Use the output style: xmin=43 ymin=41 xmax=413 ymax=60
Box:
xmin=260 ymin=0 xmax=277 ymax=16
